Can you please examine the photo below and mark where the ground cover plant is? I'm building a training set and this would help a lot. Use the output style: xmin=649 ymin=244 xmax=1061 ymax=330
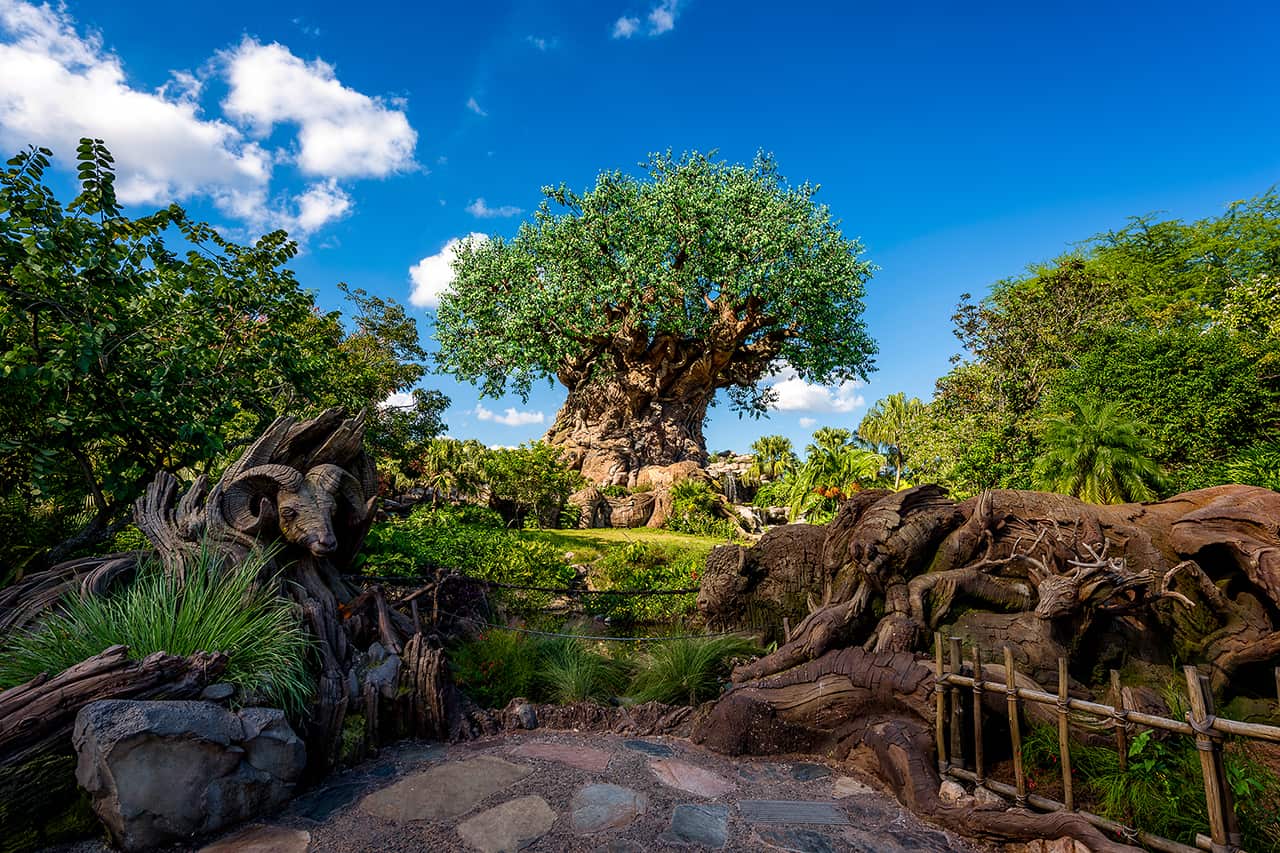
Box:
xmin=586 ymin=541 xmax=702 ymax=623
xmin=628 ymin=634 xmax=761 ymax=706
xmin=0 ymin=543 xmax=313 ymax=715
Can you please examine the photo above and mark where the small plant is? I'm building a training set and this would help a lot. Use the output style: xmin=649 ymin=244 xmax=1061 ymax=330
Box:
xmin=538 ymin=636 xmax=629 ymax=704
xmin=599 ymin=484 xmax=630 ymax=498
xmin=586 ymin=542 xmax=701 ymax=623
xmin=448 ymin=629 xmax=542 ymax=708
xmin=629 ymin=634 xmax=761 ymax=706
xmin=665 ymin=480 xmax=739 ymax=539
xmin=0 ymin=544 xmax=314 ymax=715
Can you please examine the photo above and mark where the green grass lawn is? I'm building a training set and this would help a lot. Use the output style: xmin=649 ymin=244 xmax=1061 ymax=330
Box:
xmin=518 ymin=527 xmax=728 ymax=563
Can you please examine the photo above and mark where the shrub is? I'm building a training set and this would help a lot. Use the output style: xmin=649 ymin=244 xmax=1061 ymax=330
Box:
xmin=599 ymin=485 xmax=630 ymax=498
xmin=586 ymin=542 xmax=701 ymax=624
xmin=665 ymin=480 xmax=739 ymax=539
xmin=751 ymin=479 xmax=790 ymax=509
xmin=448 ymin=629 xmax=541 ymax=708
xmin=0 ymin=544 xmax=314 ymax=715
xmin=629 ymin=634 xmax=761 ymax=706
xmin=361 ymin=506 xmax=576 ymax=612
xmin=538 ymin=636 xmax=630 ymax=704
xmin=1022 ymin=723 xmax=1280 ymax=850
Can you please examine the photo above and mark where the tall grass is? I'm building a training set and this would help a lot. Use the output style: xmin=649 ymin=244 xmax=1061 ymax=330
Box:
xmin=539 ymin=636 xmax=629 ymax=704
xmin=0 ymin=544 xmax=314 ymax=716
xmin=629 ymin=634 xmax=761 ymax=705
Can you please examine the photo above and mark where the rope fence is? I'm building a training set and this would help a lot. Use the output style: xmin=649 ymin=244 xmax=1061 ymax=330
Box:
xmin=934 ymin=632 xmax=1280 ymax=853
xmin=346 ymin=573 xmax=700 ymax=596
xmin=439 ymin=609 xmax=746 ymax=643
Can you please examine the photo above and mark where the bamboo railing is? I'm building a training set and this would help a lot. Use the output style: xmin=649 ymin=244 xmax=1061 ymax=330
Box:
xmin=933 ymin=633 xmax=1280 ymax=853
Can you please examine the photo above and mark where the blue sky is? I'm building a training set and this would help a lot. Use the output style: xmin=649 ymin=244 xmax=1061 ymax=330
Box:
xmin=2 ymin=0 xmax=1277 ymax=452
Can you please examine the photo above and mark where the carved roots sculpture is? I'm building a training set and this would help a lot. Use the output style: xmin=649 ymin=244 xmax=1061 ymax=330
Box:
xmin=694 ymin=484 xmax=1280 ymax=851
xmin=0 ymin=409 xmax=432 ymax=772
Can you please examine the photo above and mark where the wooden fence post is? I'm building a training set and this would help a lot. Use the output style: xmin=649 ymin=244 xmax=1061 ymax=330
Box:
xmin=1110 ymin=669 xmax=1129 ymax=773
xmin=934 ymin=632 xmax=948 ymax=774
xmin=1057 ymin=657 xmax=1074 ymax=811
xmin=972 ymin=641 xmax=986 ymax=787
xmin=1003 ymin=646 xmax=1027 ymax=807
xmin=949 ymin=636 xmax=966 ymax=770
xmin=1184 ymin=666 xmax=1235 ymax=853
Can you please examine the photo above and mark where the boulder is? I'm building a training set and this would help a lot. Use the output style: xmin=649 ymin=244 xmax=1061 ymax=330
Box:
xmin=635 ymin=461 xmax=707 ymax=490
xmin=73 ymin=700 xmax=305 ymax=851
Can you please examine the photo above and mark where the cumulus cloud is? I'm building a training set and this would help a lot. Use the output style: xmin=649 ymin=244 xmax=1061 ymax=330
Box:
xmin=613 ymin=1 xmax=680 ymax=38
xmin=526 ymin=35 xmax=550 ymax=51
xmin=466 ymin=197 xmax=522 ymax=218
xmin=612 ymin=16 xmax=640 ymax=38
xmin=380 ymin=391 xmax=414 ymax=409
xmin=799 ymin=417 xmax=817 ymax=428
xmin=221 ymin=38 xmax=416 ymax=178
xmin=466 ymin=96 xmax=487 ymax=116
xmin=0 ymin=1 xmax=417 ymax=237
xmin=763 ymin=364 xmax=866 ymax=413
xmin=475 ymin=403 xmax=545 ymax=427
xmin=408 ymin=233 xmax=488 ymax=308
xmin=0 ymin=0 xmax=270 ymax=207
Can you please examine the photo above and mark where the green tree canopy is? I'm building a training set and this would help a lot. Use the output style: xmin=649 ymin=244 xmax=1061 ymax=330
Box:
xmin=435 ymin=150 xmax=877 ymax=483
xmin=1033 ymin=396 xmax=1164 ymax=504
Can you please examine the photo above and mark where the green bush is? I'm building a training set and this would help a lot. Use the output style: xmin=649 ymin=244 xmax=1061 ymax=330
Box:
xmin=538 ymin=635 xmax=630 ymax=704
xmin=0 ymin=544 xmax=314 ymax=715
xmin=751 ymin=479 xmax=790 ymax=509
xmin=448 ymin=629 xmax=542 ymax=708
xmin=586 ymin=542 xmax=701 ymax=623
xmin=628 ymin=634 xmax=761 ymax=705
xmin=1023 ymin=723 xmax=1280 ymax=851
xmin=599 ymin=485 xmax=630 ymax=498
xmin=664 ymin=480 xmax=739 ymax=539
xmin=449 ymin=629 xmax=628 ymax=707
xmin=361 ymin=506 xmax=576 ymax=611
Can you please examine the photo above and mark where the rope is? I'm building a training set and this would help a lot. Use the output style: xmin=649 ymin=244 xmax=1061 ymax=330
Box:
xmin=347 ymin=574 xmax=700 ymax=597
xmin=440 ymin=609 xmax=745 ymax=643
xmin=1188 ymin=712 xmax=1220 ymax=749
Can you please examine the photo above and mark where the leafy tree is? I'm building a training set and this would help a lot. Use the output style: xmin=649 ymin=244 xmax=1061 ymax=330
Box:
xmin=436 ymin=151 xmax=877 ymax=484
xmin=746 ymin=435 xmax=797 ymax=483
xmin=1032 ymin=396 xmax=1164 ymax=504
xmin=483 ymin=442 xmax=584 ymax=528
xmin=858 ymin=392 xmax=924 ymax=488
xmin=786 ymin=428 xmax=884 ymax=521
xmin=0 ymin=141 xmax=437 ymax=567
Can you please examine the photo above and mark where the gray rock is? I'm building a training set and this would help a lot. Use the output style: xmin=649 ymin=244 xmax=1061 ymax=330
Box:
xmin=570 ymin=783 xmax=647 ymax=832
xmin=74 ymin=700 xmax=305 ymax=852
xmin=364 ymin=653 xmax=401 ymax=700
xmin=661 ymin=803 xmax=729 ymax=848
xmin=359 ymin=756 xmax=532 ymax=822
xmin=200 ymin=683 xmax=237 ymax=702
xmin=756 ymin=827 xmax=837 ymax=853
xmin=622 ymin=739 xmax=674 ymax=757
xmin=513 ymin=702 xmax=539 ymax=730
xmin=456 ymin=795 xmax=557 ymax=853
xmin=367 ymin=641 xmax=388 ymax=664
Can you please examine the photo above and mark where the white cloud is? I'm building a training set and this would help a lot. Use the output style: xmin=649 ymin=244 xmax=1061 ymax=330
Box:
xmin=526 ymin=35 xmax=550 ymax=51
xmin=613 ymin=1 xmax=680 ymax=38
xmin=221 ymin=38 xmax=416 ymax=179
xmin=0 ymin=2 xmax=415 ymax=238
xmin=0 ymin=1 xmax=271 ymax=207
xmin=466 ymin=96 xmax=487 ymax=116
xmin=764 ymin=363 xmax=866 ymax=413
xmin=612 ymin=16 xmax=640 ymax=38
xmin=408 ymin=232 xmax=488 ymax=308
xmin=380 ymin=391 xmax=414 ymax=409
xmin=799 ymin=417 xmax=817 ymax=428
xmin=466 ymin=197 xmax=522 ymax=218
xmin=647 ymin=0 xmax=679 ymax=34
xmin=475 ymin=403 xmax=545 ymax=427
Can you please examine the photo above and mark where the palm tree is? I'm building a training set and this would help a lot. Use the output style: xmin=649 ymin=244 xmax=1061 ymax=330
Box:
xmin=806 ymin=427 xmax=853 ymax=458
xmin=1033 ymin=396 xmax=1165 ymax=504
xmin=747 ymin=435 xmax=798 ymax=482
xmin=786 ymin=436 xmax=885 ymax=522
xmin=858 ymin=392 xmax=925 ymax=489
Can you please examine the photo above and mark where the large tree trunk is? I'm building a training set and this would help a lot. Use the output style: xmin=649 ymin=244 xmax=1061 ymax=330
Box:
xmin=545 ymin=378 xmax=711 ymax=485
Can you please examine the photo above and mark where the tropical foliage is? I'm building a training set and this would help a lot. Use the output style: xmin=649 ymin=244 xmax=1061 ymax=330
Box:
xmin=858 ymin=392 xmax=924 ymax=488
xmin=1032 ymin=397 xmax=1165 ymax=503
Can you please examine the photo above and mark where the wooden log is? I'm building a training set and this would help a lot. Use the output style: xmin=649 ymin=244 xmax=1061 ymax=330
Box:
xmin=934 ymin=632 xmax=948 ymax=773
xmin=971 ymin=641 xmax=985 ymax=786
xmin=1184 ymin=666 xmax=1230 ymax=852
xmin=949 ymin=636 xmax=966 ymax=770
xmin=411 ymin=599 xmax=422 ymax=636
xmin=0 ymin=645 xmax=228 ymax=767
xmin=1110 ymin=670 xmax=1129 ymax=773
xmin=1057 ymin=657 xmax=1074 ymax=810
xmin=1004 ymin=645 xmax=1027 ymax=807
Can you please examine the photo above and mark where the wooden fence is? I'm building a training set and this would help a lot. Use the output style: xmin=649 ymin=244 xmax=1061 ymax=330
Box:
xmin=932 ymin=632 xmax=1280 ymax=853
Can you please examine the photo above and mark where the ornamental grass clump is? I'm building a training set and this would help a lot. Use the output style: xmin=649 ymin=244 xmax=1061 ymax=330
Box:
xmin=0 ymin=543 xmax=314 ymax=716
xmin=629 ymin=634 xmax=761 ymax=706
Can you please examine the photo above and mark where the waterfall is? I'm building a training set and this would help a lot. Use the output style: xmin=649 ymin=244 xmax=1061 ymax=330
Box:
xmin=722 ymin=471 xmax=739 ymax=504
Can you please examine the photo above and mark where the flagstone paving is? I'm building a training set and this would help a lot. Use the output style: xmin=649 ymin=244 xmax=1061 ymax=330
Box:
xmin=86 ymin=730 xmax=990 ymax=852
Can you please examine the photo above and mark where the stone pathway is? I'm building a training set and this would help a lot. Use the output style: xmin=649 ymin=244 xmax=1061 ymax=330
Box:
xmin=66 ymin=731 xmax=989 ymax=852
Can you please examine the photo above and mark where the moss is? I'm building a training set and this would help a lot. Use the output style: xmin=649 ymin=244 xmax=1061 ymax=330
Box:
xmin=339 ymin=713 xmax=367 ymax=765
xmin=0 ymin=751 xmax=101 ymax=853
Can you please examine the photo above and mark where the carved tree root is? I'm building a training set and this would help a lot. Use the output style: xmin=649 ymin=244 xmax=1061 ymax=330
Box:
xmin=698 ymin=647 xmax=1140 ymax=852
xmin=0 ymin=645 xmax=228 ymax=767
